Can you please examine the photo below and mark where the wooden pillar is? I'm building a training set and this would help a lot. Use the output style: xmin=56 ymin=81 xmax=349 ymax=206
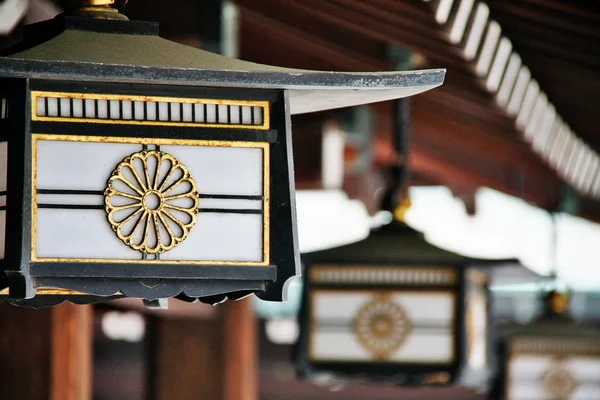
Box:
xmin=148 ymin=297 xmax=258 ymax=400
xmin=222 ymin=298 xmax=258 ymax=400
xmin=50 ymin=303 xmax=93 ymax=400
xmin=0 ymin=303 xmax=92 ymax=400
xmin=150 ymin=315 xmax=223 ymax=400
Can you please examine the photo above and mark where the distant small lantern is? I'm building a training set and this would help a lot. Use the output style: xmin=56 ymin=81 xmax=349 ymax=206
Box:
xmin=491 ymin=291 xmax=600 ymax=400
xmin=0 ymin=1 xmax=444 ymax=305
xmin=295 ymin=218 xmax=531 ymax=389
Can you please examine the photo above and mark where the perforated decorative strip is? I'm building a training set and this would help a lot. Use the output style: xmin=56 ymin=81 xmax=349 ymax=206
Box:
xmin=31 ymin=92 xmax=269 ymax=130
xmin=310 ymin=265 xmax=457 ymax=286
xmin=511 ymin=337 xmax=600 ymax=355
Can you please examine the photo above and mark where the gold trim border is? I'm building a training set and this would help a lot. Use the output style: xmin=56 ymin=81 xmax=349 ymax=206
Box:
xmin=31 ymin=91 xmax=271 ymax=130
xmin=31 ymin=134 xmax=271 ymax=266
xmin=307 ymin=288 xmax=457 ymax=365
xmin=0 ymin=287 xmax=123 ymax=296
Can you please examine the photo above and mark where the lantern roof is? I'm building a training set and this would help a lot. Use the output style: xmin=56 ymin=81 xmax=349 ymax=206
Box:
xmin=0 ymin=15 xmax=445 ymax=115
xmin=303 ymin=221 xmax=536 ymax=283
xmin=499 ymin=292 xmax=600 ymax=339
xmin=305 ymin=221 xmax=513 ymax=265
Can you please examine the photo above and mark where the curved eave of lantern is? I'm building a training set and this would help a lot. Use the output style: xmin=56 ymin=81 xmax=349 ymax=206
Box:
xmin=303 ymin=222 xmax=534 ymax=280
xmin=498 ymin=314 xmax=600 ymax=340
xmin=0 ymin=15 xmax=445 ymax=115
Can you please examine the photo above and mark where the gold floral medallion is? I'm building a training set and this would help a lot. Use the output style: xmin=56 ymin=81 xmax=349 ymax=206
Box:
xmin=541 ymin=356 xmax=577 ymax=399
xmin=352 ymin=294 xmax=411 ymax=359
xmin=105 ymin=150 xmax=199 ymax=254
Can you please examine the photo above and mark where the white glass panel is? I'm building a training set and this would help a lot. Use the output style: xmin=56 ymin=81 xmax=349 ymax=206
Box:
xmin=0 ymin=196 xmax=6 ymax=207
xmin=310 ymin=291 xmax=454 ymax=362
xmin=199 ymin=198 xmax=261 ymax=210
xmin=229 ymin=105 xmax=240 ymax=124
xmin=85 ymin=99 xmax=96 ymax=118
xmin=313 ymin=291 xmax=454 ymax=324
xmin=169 ymin=102 xmax=181 ymax=121
xmin=158 ymin=102 xmax=169 ymax=121
xmin=218 ymin=104 xmax=228 ymax=123
xmin=509 ymin=354 xmax=549 ymax=377
xmin=134 ymin=101 xmax=144 ymax=120
xmin=121 ymin=100 xmax=133 ymax=120
xmin=311 ymin=330 xmax=453 ymax=363
xmin=206 ymin=104 xmax=216 ymax=123
xmin=36 ymin=97 xmax=46 ymax=116
xmin=97 ymin=99 xmax=108 ymax=119
xmin=0 ymin=210 xmax=5 ymax=259
xmin=146 ymin=101 xmax=157 ymax=120
xmin=566 ymin=357 xmax=600 ymax=379
xmin=253 ymin=106 xmax=263 ymax=125
xmin=36 ymin=140 xmax=141 ymax=190
xmin=47 ymin=97 xmax=58 ymax=117
xmin=59 ymin=98 xmax=71 ymax=117
xmin=160 ymin=213 xmax=263 ymax=262
xmin=109 ymin=100 xmax=120 ymax=119
xmin=72 ymin=98 xmax=83 ymax=118
xmin=572 ymin=384 xmax=600 ymax=400
xmin=160 ymin=145 xmax=263 ymax=196
xmin=241 ymin=106 xmax=252 ymax=124
xmin=36 ymin=209 xmax=140 ymax=259
xmin=193 ymin=103 xmax=204 ymax=122
xmin=507 ymin=383 xmax=546 ymax=400
xmin=37 ymin=193 xmax=103 ymax=206
xmin=182 ymin=103 xmax=193 ymax=122
xmin=0 ymin=141 xmax=6 ymax=192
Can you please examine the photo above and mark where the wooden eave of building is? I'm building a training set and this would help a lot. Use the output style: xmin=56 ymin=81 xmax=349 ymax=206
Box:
xmin=233 ymin=0 xmax=600 ymax=223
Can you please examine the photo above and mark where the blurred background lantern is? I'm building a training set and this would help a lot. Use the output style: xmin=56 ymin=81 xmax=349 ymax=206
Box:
xmin=0 ymin=0 xmax=444 ymax=306
xmin=293 ymin=95 xmax=539 ymax=390
xmin=294 ymin=206 xmax=536 ymax=389
xmin=491 ymin=290 xmax=600 ymax=399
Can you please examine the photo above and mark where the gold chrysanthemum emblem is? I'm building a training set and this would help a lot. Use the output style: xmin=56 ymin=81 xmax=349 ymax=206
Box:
xmin=105 ymin=150 xmax=199 ymax=254
xmin=353 ymin=294 xmax=411 ymax=359
xmin=541 ymin=357 xmax=578 ymax=399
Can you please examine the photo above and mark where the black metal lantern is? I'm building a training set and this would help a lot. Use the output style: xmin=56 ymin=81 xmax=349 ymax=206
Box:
xmin=0 ymin=2 xmax=445 ymax=305
xmin=295 ymin=219 xmax=532 ymax=389
xmin=491 ymin=291 xmax=600 ymax=400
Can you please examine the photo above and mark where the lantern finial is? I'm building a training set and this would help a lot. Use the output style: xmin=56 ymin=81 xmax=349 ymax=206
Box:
xmin=545 ymin=290 xmax=570 ymax=315
xmin=65 ymin=0 xmax=129 ymax=20
xmin=393 ymin=189 xmax=412 ymax=222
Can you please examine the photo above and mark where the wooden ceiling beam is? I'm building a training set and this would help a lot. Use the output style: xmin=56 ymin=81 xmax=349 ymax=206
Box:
xmin=236 ymin=0 xmax=471 ymax=70
xmin=240 ymin=11 xmax=386 ymax=72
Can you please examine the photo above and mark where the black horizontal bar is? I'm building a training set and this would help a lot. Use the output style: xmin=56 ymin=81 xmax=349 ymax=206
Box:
xmin=31 ymin=122 xmax=278 ymax=143
xmin=36 ymin=204 xmax=262 ymax=214
xmin=198 ymin=208 xmax=262 ymax=214
xmin=199 ymin=194 xmax=262 ymax=200
xmin=31 ymin=263 xmax=277 ymax=280
xmin=316 ymin=321 xmax=450 ymax=330
xmin=37 ymin=204 xmax=104 ymax=210
xmin=0 ymin=206 xmax=6 ymax=211
xmin=37 ymin=189 xmax=104 ymax=195
xmin=37 ymin=190 xmax=262 ymax=201
xmin=0 ymin=191 xmax=7 ymax=196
